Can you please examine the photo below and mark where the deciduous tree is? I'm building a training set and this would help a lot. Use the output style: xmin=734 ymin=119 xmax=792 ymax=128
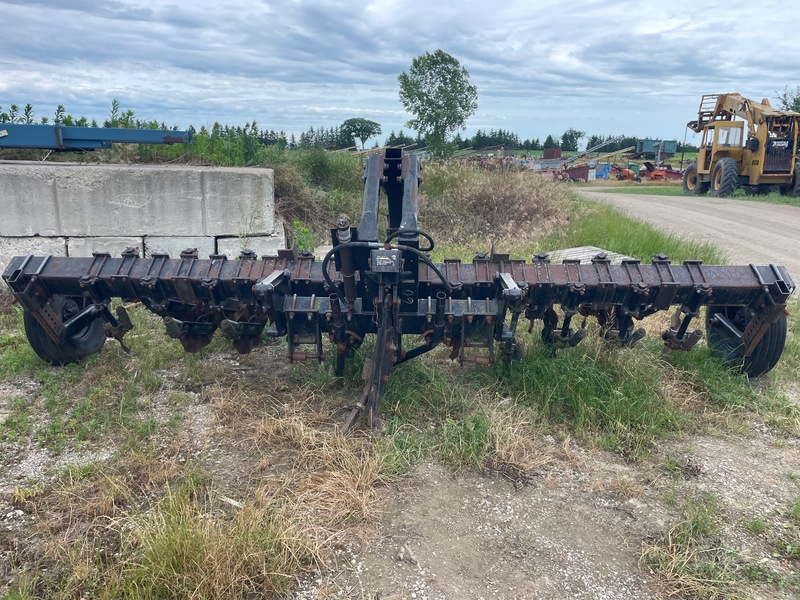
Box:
xmin=778 ymin=85 xmax=800 ymax=112
xmin=398 ymin=49 xmax=478 ymax=157
xmin=341 ymin=118 xmax=382 ymax=149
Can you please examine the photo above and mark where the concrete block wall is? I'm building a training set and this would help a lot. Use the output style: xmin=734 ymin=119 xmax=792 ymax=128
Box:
xmin=0 ymin=162 xmax=284 ymax=267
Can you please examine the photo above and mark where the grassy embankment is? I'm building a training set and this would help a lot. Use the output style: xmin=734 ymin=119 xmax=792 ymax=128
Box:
xmin=1 ymin=153 xmax=799 ymax=599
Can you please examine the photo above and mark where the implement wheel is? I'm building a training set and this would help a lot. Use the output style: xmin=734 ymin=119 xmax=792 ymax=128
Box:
xmin=706 ymin=306 xmax=787 ymax=377
xmin=710 ymin=157 xmax=739 ymax=197
xmin=23 ymin=296 xmax=106 ymax=365
xmin=682 ymin=162 xmax=709 ymax=195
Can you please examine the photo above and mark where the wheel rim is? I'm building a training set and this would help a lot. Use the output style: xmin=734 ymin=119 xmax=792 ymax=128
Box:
xmin=708 ymin=306 xmax=747 ymax=358
xmin=713 ymin=169 xmax=722 ymax=191
xmin=60 ymin=297 xmax=96 ymax=343
xmin=687 ymin=171 xmax=697 ymax=190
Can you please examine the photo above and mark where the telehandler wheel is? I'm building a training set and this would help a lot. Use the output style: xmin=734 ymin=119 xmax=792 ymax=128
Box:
xmin=711 ymin=157 xmax=739 ymax=197
xmin=743 ymin=185 xmax=771 ymax=196
xmin=682 ymin=162 xmax=709 ymax=195
xmin=788 ymin=169 xmax=800 ymax=198
xmin=706 ymin=306 xmax=787 ymax=378
xmin=23 ymin=295 xmax=107 ymax=365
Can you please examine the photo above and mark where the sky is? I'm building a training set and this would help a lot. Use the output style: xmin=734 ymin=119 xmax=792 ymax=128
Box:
xmin=2 ymin=0 xmax=799 ymax=148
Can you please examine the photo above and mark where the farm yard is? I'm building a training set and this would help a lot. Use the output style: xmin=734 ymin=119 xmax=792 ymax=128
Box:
xmin=2 ymin=153 xmax=800 ymax=599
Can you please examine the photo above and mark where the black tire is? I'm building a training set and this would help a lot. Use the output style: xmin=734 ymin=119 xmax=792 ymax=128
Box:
xmin=23 ymin=296 xmax=106 ymax=365
xmin=788 ymin=169 xmax=800 ymax=198
xmin=706 ymin=306 xmax=787 ymax=377
xmin=743 ymin=185 xmax=771 ymax=196
xmin=711 ymin=157 xmax=739 ymax=197
xmin=682 ymin=162 xmax=709 ymax=195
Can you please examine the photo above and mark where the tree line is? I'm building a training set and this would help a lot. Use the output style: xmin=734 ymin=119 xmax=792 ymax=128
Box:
xmin=1 ymin=99 xmax=698 ymax=154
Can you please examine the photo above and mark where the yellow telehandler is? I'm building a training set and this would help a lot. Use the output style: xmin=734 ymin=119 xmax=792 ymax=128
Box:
xmin=683 ymin=93 xmax=800 ymax=197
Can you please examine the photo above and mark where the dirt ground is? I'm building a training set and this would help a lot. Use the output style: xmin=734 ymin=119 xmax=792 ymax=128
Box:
xmin=4 ymin=356 xmax=800 ymax=600
xmin=292 ymin=430 xmax=800 ymax=599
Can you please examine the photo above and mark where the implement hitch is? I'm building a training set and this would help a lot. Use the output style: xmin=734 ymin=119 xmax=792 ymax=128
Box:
xmin=3 ymin=149 xmax=795 ymax=431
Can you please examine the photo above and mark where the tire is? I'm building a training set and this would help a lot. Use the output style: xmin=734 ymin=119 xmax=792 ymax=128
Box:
xmin=682 ymin=162 xmax=709 ymax=195
xmin=23 ymin=296 xmax=107 ymax=365
xmin=711 ymin=157 xmax=739 ymax=197
xmin=706 ymin=306 xmax=787 ymax=378
xmin=788 ymin=169 xmax=800 ymax=198
xmin=743 ymin=185 xmax=771 ymax=196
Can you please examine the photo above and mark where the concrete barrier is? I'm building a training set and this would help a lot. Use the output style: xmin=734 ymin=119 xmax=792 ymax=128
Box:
xmin=0 ymin=161 xmax=284 ymax=267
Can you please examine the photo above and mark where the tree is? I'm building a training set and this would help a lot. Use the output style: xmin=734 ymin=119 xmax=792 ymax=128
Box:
xmin=676 ymin=140 xmax=699 ymax=152
xmin=543 ymin=134 xmax=559 ymax=149
xmin=560 ymin=128 xmax=585 ymax=152
xmin=585 ymin=134 xmax=604 ymax=150
xmin=778 ymin=85 xmax=800 ymax=112
xmin=398 ymin=49 xmax=478 ymax=157
xmin=341 ymin=118 xmax=382 ymax=149
xmin=385 ymin=129 xmax=415 ymax=147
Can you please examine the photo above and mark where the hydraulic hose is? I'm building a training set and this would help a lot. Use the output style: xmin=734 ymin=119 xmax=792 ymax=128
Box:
xmin=384 ymin=228 xmax=435 ymax=252
xmin=395 ymin=244 xmax=453 ymax=293
xmin=320 ymin=241 xmax=454 ymax=294
xmin=320 ymin=242 xmax=378 ymax=296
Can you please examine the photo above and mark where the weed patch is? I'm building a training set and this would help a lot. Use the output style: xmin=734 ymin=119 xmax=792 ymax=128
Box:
xmin=108 ymin=488 xmax=314 ymax=599
xmin=642 ymin=493 xmax=740 ymax=598
xmin=420 ymin=162 xmax=571 ymax=248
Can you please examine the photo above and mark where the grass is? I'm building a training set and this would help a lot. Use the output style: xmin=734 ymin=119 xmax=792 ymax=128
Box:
xmin=106 ymin=485 xmax=315 ymax=599
xmin=642 ymin=493 xmax=741 ymax=598
xmin=752 ymin=497 xmax=800 ymax=560
xmin=420 ymin=162 xmax=571 ymax=253
xmin=540 ymin=198 xmax=727 ymax=264
xmin=642 ymin=480 xmax=800 ymax=598
xmin=593 ymin=182 xmax=800 ymax=207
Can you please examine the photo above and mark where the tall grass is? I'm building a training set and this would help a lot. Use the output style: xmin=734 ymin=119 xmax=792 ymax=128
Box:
xmin=108 ymin=488 xmax=314 ymax=599
xmin=420 ymin=163 xmax=570 ymax=244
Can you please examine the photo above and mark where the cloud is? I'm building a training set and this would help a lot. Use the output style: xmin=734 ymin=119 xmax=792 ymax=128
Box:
xmin=1 ymin=0 xmax=799 ymax=143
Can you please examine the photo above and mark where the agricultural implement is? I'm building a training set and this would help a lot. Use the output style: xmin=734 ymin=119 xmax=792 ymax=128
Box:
xmin=2 ymin=149 xmax=795 ymax=431
xmin=0 ymin=123 xmax=193 ymax=151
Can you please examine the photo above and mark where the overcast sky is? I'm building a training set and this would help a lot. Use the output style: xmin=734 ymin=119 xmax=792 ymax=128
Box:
xmin=2 ymin=0 xmax=799 ymax=147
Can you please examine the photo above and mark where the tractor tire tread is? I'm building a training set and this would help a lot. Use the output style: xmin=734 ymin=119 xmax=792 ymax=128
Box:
xmin=682 ymin=162 xmax=709 ymax=195
xmin=712 ymin=157 xmax=738 ymax=197
xmin=788 ymin=169 xmax=800 ymax=198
